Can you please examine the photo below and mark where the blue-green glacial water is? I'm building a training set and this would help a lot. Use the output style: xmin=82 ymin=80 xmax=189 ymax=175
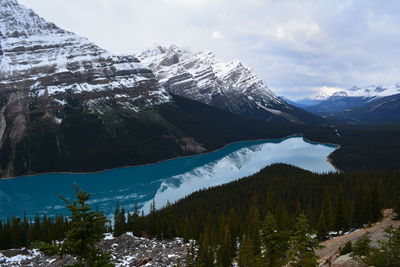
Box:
xmin=0 ymin=136 xmax=337 ymax=219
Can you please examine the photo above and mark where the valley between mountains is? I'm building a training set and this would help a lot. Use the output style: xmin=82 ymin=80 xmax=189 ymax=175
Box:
xmin=1 ymin=1 xmax=400 ymax=267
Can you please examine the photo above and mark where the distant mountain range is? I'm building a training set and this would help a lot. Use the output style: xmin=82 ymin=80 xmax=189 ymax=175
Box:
xmin=289 ymin=84 xmax=400 ymax=124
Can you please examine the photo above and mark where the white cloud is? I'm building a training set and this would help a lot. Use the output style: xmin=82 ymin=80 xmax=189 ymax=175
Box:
xmin=211 ymin=31 xmax=223 ymax=40
xmin=18 ymin=0 xmax=400 ymax=99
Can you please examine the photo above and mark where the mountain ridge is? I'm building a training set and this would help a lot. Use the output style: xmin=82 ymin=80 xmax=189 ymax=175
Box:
xmin=0 ymin=0 xmax=310 ymax=177
xmin=138 ymin=44 xmax=324 ymax=124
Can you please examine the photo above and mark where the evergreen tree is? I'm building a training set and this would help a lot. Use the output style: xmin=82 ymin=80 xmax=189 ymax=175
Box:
xmin=216 ymin=224 xmax=232 ymax=267
xmin=39 ymin=185 xmax=112 ymax=267
xmin=350 ymin=184 xmax=363 ymax=229
xmin=127 ymin=203 xmax=140 ymax=235
xmin=316 ymin=210 xmax=328 ymax=241
xmin=351 ymin=233 xmax=371 ymax=258
xmin=238 ymin=235 xmax=256 ymax=267
xmin=261 ymin=212 xmax=289 ymax=267
xmin=334 ymin=184 xmax=346 ymax=233
xmin=185 ymin=241 xmax=197 ymax=267
xmin=339 ymin=241 xmax=353 ymax=255
xmin=196 ymin=227 xmax=214 ymax=267
xmin=364 ymin=226 xmax=400 ymax=267
xmin=288 ymin=214 xmax=321 ymax=267
xmin=150 ymin=199 xmax=156 ymax=214
xmin=321 ymin=191 xmax=333 ymax=230
xmin=264 ymin=187 xmax=275 ymax=214
xmin=114 ymin=205 xmax=126 ymax=237
xmin=247 ymin=195 xmax=261 ymax=256
xmin=371 ymin=179 xmax=383 ymax=222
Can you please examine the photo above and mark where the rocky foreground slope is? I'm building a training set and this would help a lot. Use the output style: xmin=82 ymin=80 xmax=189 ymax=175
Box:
xmin=0 ymin=233 xmax=191 ymax=267
xmin=1 ymin=210 xmax=398 ymax=267
xmin=317 ymin=209 xmax=400 ymax=267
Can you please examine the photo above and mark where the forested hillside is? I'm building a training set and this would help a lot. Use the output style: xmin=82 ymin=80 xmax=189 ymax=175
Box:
xmin=2 ymin=164 xmax=400 ymax=266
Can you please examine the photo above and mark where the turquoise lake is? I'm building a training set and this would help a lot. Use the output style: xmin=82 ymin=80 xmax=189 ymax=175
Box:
xmin=0 ymin=136 xmax=338 ymax=219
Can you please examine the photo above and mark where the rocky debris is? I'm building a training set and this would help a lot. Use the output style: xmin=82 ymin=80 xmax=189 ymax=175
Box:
xmin=330 ymin=254 xmax=365 ymax=267
xmin=0 ymin=233 xmax=191 ymax=267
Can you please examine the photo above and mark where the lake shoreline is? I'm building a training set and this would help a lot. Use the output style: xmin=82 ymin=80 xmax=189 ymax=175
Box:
xmin=1 ymin=133 xmax=340 ymax=180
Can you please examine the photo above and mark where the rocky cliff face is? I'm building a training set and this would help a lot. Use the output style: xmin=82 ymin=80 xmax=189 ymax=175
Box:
xmin=0 ymin=0 xmax=169 ymax=138
xmin=0 ymin=0 xmax=173 ymax=176
xmin=138 ymin=45 xmax=321 ymax=123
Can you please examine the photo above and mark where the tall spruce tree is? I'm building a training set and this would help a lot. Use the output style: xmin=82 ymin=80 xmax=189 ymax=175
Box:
xmin=288 ymin=214 xmax=321 ymax=267
xmin=216 ymin=224 xmax=233 ymax=267
xmin=261 ymin=212 xmax=289 ymax=267
xmin=196 ymin=227 xmax=214 ymax=267
xmin=316 ymin=210 xmax=328 ymax=241
xmin=334 ymin=184 xmax=346 ymax=233
xmin=238 ymin=235 xmax=257 ymax=267
xmin=114 ymin=205 xmax=126 ymax=237
xmin=371 ymin=179 xmax=383 ymax=222
xmin=248 ymin=195 xmax=261 ymax=256
xmin=38 ymin=185 xmax=112 ymax=267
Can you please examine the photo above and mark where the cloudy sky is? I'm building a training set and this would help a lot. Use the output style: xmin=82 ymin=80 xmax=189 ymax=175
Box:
xmin=20 ymin=0 xmax=400 ymax=100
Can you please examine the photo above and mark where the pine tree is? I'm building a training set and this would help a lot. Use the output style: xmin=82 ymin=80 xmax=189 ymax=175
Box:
xmin=261 ymin=212 xmax=289 ymax=267
xmin=127 ymin=203 xmax=140 ymax=235
xmin=351 ymin=233 xmax=371 ymax=258
xmin=339 ymin=241 xmax=353 ymax=255
xmin=334 ymin=184 xmax=346 ymax=233
xmin=216 ymin=224 xmax=232 ymax=267
xmin=321 ymin=190 xmax=333 ymax=230
xmin=265 ymin=187 xmax=275 ymax=214
xmin=371 ymin=179 xmax=383 ymax=222
xmin=365 ymin=226 xmax=400 ymax=266
xmin=248 ymin=195 xmax=261 ymax=256
xmin=38 ymin=185 xmax=112 ymax=267
xmin=238 ymin=235 xmax=256 ymax=267
xmin=185 ymin=241 xmax=197 ymax=267
xmin=288 ymin=214 xmax=321 ymax=267
xmin=350 ymin=184 xmax=363 ymax=229
xmin=196 ymin=227 xmax=214 ymax=267
xmin=150 ymin=199 xmax=156 ymax=214
xmin=316 ymin=210 xmax=328 ymax=241
xmin=114 ymin=205 xmax=126 ymax=237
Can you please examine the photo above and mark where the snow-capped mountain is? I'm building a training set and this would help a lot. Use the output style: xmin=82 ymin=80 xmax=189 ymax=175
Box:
xmin=0 ymin=0 xmax=170 ymax=110
xmin=138 ymin=45 xmax=321 ymax=123
xmin=0 ymin=0 xmax=305 ymax=178
xmin=0 ymin=0 xmax=173 ymax=176
xmin=306 ymin=84 xmax=400 ymax=114
xmin=329 ymin=84 xmax=400 ymax=99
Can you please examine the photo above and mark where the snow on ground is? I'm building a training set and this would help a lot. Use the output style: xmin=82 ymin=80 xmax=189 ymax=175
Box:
xmin=0 ymin=233 xmax=191 ymax=267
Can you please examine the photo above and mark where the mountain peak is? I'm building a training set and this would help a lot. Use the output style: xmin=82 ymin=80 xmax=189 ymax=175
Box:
xmin=137 ymin=45 xmax=328 ymax=123
xmin=1 ymin=0 xmax=170 ymax=116
xmin=0 ymin=0 xmax=65 ymax=37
